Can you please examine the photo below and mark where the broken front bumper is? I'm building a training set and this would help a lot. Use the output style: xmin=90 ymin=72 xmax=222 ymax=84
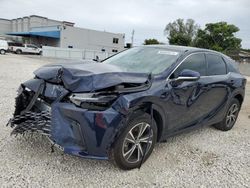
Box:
xmin=8 ymin=79 xmax=125 ymax=160
xmin=8 ymin=110 xmax=51 ymax=136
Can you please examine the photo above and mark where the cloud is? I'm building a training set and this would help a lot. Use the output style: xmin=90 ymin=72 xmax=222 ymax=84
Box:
xmin=0 ymin=0 xmax=249 ymax=48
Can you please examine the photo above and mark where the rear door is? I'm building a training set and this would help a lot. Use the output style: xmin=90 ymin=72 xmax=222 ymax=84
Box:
xmin=26 ymin=44 xmax=39 ymax=54
xmin=201 ymin=53 xmax=230 ymax=122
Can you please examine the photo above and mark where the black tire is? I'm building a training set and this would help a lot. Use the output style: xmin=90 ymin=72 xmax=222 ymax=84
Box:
xmin=16 ymin=49 xmax=22 ymax=54
xmin=39 ymin=51 xmax=42 ymax=55
xmin=112 ymin=112 xmax=157 ymax=170
xmin=213 ymin=98 xmax=240 ymax=131
xmin=0 ymin=49 xmax=6 ymax=55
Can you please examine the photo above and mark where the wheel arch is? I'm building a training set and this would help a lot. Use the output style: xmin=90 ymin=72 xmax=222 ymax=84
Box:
xmin=16 ymin=49 xmax=22 ymax=53
xmin=127 ymin=102 xmax=166 ymax=142
xmin=234 ymin=93 xmax=244 ymax=106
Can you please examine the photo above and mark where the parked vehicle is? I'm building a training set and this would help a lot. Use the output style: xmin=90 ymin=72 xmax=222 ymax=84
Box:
xmin=7 ymin=45 xmax=246 ymax=170
xmin=0 ymin=39 xmax=8 ymax=55
xmin=8 ymin=42 xmax=23 ymax=49
xmin=9 ymin=43 xmax=42 ymax=55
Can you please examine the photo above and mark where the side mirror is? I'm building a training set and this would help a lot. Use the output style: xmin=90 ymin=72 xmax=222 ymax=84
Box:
xmin=171 ymin=69 xmax=200 ymax=86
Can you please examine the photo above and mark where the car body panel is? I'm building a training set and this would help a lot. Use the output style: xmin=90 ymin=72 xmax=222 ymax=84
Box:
xmin=0 ymin=39 xmax=8 ymax=52
xmin=34 ymin=62 xmax=150 ymax=92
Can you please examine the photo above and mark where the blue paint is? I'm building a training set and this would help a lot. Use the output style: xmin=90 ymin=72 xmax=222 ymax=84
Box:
xmin=6 ymin=30 xmax=60 ymax=39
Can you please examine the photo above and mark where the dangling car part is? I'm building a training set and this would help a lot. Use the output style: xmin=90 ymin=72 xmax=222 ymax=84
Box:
xmin=7 ymin=45 xmax=246 ymax=170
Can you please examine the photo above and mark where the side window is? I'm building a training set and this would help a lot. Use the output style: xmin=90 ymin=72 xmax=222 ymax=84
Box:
xmin=207 ymin=54 xmax=227 ymax=75
xmin=27 ymin=45 xmax=35 ymax=48
xmin=113 ymin=38 xmax=119 ymax=44
xmin=172 ymin=53 xmax=206 ymax=78
xmin=223 ymin=56 xmax=239 ymax=73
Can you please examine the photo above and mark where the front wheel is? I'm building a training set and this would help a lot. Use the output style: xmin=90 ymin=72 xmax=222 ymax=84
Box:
xmin=112 ymin=112 xmax=157 ymax=170
xmin=0 ymin=49 xmax=6 ymax=55
xmin=213 ymin=98 xmax=240 ymax=131
xmin=16 ymin=49 xmax=22 ymax=54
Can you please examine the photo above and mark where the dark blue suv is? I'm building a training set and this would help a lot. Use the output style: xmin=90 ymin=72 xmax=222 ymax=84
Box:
xmin=8 ymin=45 xmax=246 ymax=170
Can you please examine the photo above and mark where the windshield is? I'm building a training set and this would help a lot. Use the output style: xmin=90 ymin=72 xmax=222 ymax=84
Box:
xmin=103 ymin=47 xmax=180 ymax=74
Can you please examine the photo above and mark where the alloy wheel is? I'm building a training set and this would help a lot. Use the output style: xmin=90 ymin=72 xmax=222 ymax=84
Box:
xmin=122 ymin=122 xmax=153 ymax=164
xmin=226 ymin=103 xmax=239 ymax=127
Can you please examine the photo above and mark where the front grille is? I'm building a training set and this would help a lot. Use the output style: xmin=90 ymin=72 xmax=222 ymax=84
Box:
xmin=7 ymin=110 xmax=51 ymax=136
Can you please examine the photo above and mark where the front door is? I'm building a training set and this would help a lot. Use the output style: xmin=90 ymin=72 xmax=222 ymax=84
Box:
xmin=164 ymin=53 xmax=210 ymax=132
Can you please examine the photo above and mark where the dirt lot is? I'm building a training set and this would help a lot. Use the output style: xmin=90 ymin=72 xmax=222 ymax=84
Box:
xmin=0 ymin=54 xmax=249 ymax=187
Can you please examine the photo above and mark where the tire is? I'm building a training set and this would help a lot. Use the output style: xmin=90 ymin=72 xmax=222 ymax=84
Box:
xmin=16 ymin=49 xmax=22 ymax=54
xmin=213 ymin=98 xmax=240 ymax=131
xmin=38 ymin=51 xmax=42 ymax=55
xmin=112 ymin=112 xmax=157 ymax=170
xmin=0 ymin=49 xmax=6 ymax=55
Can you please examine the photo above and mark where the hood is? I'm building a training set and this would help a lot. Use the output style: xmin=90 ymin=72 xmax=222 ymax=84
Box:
xmin=34 ymin=62 xmax=150 ymax=92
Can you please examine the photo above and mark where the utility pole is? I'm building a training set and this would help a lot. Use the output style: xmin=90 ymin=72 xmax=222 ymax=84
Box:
xmin=131 ymin=29 xmax=134 ymax=47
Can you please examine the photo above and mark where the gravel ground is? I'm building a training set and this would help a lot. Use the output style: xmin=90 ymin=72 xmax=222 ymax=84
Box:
xmin=0 ymin=54 xmax=250 ymax=188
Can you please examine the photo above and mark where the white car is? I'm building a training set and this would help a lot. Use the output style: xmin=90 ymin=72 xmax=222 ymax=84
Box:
xmin=0 ymin=39 xmax=8 ymax=55
xmin=9 ymin=44 xmax=42 ymax=55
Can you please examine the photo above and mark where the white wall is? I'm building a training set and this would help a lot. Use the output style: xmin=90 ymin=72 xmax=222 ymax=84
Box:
xmin=60 ymin=26 xmax=125 ymax=54
xmin=29 ymin=16 xmax=61 ymax=30
xmin=17 ymin=18 xmax=22 ymax=32
xmin=0 ymin=19 xmax=11 ymax=38
xmin=0 ymin=19 xmax=17 ymax=41
xmin=22 ymin=17 xmax=29 ymax=32
xmin=42 ymin=46 xmax=112 ymax=60
xmin=11 ymin=19 xmax=17 ymax=32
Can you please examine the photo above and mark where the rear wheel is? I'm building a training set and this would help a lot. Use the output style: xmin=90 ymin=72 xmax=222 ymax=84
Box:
xmin=16 ymin=49 xmax=22 ymax=54
xmin=213 ymin=98 xmax=240 ymax=131
xmin=0 ymin=49 xmax=6 ymax=55
xmin=112 ymin=112 xmax=157 ymax=170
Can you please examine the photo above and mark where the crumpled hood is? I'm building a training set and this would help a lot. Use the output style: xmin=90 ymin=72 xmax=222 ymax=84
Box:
xmin=34 ymin=62 xmax=149 ymax=92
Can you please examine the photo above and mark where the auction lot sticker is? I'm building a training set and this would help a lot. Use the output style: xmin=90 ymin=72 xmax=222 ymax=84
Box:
xmin=158 ymin=51 xmax=179 ymax=55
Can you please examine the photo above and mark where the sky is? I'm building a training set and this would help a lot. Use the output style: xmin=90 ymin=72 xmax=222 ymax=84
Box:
xmin=0 ymin=0 xmax=249 ymax=48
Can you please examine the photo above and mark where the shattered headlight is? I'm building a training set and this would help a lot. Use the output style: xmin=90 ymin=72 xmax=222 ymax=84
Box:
xmin=69 ymin=93 xmax=118 ymax=111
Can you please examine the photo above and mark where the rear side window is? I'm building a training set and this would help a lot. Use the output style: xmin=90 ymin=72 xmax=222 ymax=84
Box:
xmin=27 ymin=45 xmax=36 ymax=48
xmin=223 ymin=57 xmax=239 ymax=73
xmin=172 ymin=53 xmax=206 ymax=78
xmin=207 ymin=54 xmax=227 ymax=75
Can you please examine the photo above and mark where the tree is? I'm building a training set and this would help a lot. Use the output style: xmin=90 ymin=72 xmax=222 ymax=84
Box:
xmin=194 ymin=22 xmax=242 ymax=52
xmin=164 ymin=19 xmax=199 ymax=46
xmin=144 ymin=38 xmax=160 ymax=45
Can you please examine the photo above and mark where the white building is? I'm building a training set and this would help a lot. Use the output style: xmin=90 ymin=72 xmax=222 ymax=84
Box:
xmin=0 ymin=15 xmax=125 ymax=54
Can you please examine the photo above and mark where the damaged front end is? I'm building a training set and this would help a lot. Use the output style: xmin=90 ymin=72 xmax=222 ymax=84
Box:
xmin=6 ymin=79 xmax=69 ymax=152
xmin=8 ymin=108 xmax=51 ymax=136
xmin=8 ymin=81 xmax=51 ymax=136
xmin=7 ymin=64 xmax=152 ymax=159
